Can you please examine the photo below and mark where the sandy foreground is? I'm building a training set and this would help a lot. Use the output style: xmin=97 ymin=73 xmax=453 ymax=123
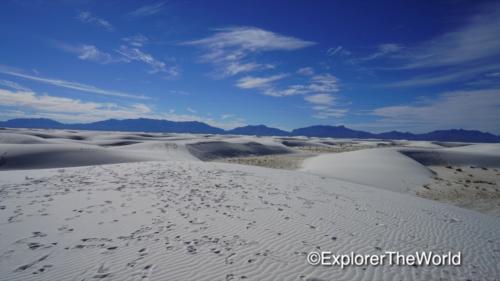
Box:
xmin=0 ymin=128 xmax=499 ymax=280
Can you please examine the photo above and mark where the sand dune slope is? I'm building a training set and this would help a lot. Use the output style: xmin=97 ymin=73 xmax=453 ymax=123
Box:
xmin=0 ymin=161 xmax=498 ymax=280
xmin=401 ymin=144 xmax=500 ymax=167
xmin=301 ymin=148 xmax=434 ymax=193
xmin=186 ymin=141 xmax=291 ymax=161
xmin=446 ymin=143 xmax=500 ymax=154
xmin=0 ymin=144 xmax=158 ymax=170
xmin=0 ymin=130 xmax=295 ymax=170
xmin=0 ymin=133 xmax=49 ymax=144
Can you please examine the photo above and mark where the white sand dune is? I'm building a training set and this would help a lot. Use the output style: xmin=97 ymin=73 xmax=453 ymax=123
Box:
xmin=186 ymin=141 xmax=291 ymax=161
xmin=400 ymin=145 xmax=500 ymax=167
xmin=394 ymin=140 xmax=444 ymax=149
xmin=0 ymin=144 xmax=159 ymax=170
xmin=0 ymin=131 xmax=295 ymax=170
xmin=0 ymin=161 xmax=499 ymax=280
xmin=445 ymin=143 xmax=500 ymax=154
xmin=0 ymin=133 xmax=49 ymax=144
xmin=301 ymin=148 xmax=434 ymax=193
xmin=115 ymin=141 xmax=199 ymax=161
xmin=0 ymin=129 xmax=499 ymax=280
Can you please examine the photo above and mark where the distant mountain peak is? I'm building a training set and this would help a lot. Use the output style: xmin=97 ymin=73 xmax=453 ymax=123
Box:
xmin=0 ymin=118 xmax=498 ymax=142
xmin=226 ymin=125 xmax=290 ymax=136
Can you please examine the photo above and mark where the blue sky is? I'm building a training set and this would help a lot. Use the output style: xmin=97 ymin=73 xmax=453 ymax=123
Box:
xmin=1 ymin=0 xmax=499 ymax=133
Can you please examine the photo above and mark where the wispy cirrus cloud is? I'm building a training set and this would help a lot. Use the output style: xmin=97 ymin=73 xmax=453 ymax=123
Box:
xmin=0 ymin=80 xmax=31 ymax=92
xmin=369 ymin=88 xmax=500 ymax=133
xmin=381 ymin=63 xmax=500 ymax=88
xmin=77 ymin=11 xmax=113 ymax=31
xmin=239 ymin=73 xmax=338 ymax=98
xmin=116 ymin=45 xmax=165 ymax=73
xmin=359 ymin=3 xmax=500 ymax=88
xmin=183 ymin=26 xmax=315 ymax=77
xmin=53 ymin=39 xmax=178 ymax=78
xmin=122 ymin=34 xmax=149 ymax=47
xmin=261 ymin=73 xmax=339 ymax=96
xmin=55 ymin=42 xmax=115 ymax=64
xmin=128 ymin=2 xmax=166 ymax=17
xmin=116 ymin=45 xmax=179 ymax=78
xmin=359 ymin=4 xmax=500 ymax=69
xmin=354 ymin=43 xmax=402 ymax=62
xmin=310 ymin=106 xmax=348 ymax=119
xmin=0 ymin=66 xmax=147 ymax=100
xmin=327 ymin=46 xmax=351 ymax=57
xmin=222 ymin=62 xmax=274 ymax=77
xmin=398 ymin=4 xmax=500 ymax=69
xmin=186 ymin=26 xmax=315 ymax=51
xmin=236 ymin=74 xmax=287 ymax=89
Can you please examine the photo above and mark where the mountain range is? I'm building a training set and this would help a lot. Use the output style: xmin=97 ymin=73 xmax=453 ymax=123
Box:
xmin=1 ymin=118 xmax=499 ymax=143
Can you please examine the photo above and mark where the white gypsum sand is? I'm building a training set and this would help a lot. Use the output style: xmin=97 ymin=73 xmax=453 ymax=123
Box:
xmin=0 ymin=161 xmax=499 ymax=281
xmin=0 ymin=128 xmax=499 ymax=280
xmin=418 ymin=165 xmax=500 ymax=216
xmin=300 ymin=148 xmax=434 ymax=193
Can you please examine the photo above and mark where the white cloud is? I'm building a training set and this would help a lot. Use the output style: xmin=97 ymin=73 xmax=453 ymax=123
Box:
xmin=327 ymin=46 xmax=351 ymax=57
xmin=122 ymin=34 xmax=149 ymax=47
xmin=78 ymin=45 xmax=113 ymax=62
xmin=262 ymin=74 xmax=339 ymax=97
xmin=382 ymin=63 xmax=500 ymax=88
xmin=0 ymin=80 xmax=31 ymax=92
xmin=0 ymin=88 xmax=149 ymax=121
xmin=263 ymin=85 xmax=309 ymax=97
xmin=236 ymin=74 xmax=287 ymax=89
xmin=77 ymin=11 xmax=113 ymax=31
xmin=53 ymin=41 xmax=178 ymax=78
xmin=116 ymin=45 xmax=178 ymax=78
xmin=361 ymin=3 xmax=500 ymax=71
xmin=297 ymin=67 xmax=314 ymax=76
xmin=355 ymin=43 xmax=402 ymax=62
xmin=352 ymin=3 xmax=500 ymax=89
xmin=116 ymin=45 xmax=165 ymax=73
xmin=222 ymin=62 xmax=274 ymax=77
xmin=220 ymin=114 xmax=234 ymax=120
xmin=308 ymin=74 xmax=339 ymax=93
xmin=0 ymin=87 xmax=246 ymax=129
xmin=0 ymin=66 xmax=147 ymax=99
xmin=311 ymin=107 xmax=348 ymax=119
xmin=132 ymin=103 xmax=152 ymax=114
xmin=370 ymin=88 xmax=500 ymax=133
xmin=304 ymin=93 xmax=347 ymax=119
xmin=234 ymin=71 xmax=346 ymax=119
xmin=186 ymin=107 xmax=197 ymax=113
xmin=183 ymin=26 xmax=314 ymax=77
xmin=400 ymin=4 xmax=500 ymax=69
xmin=304 ymin=93 xmax=334 ymax=105
xmin=56 ymin=43 xmax=114 ymax=64
xmin=186 ymin=26 xmax=315 ymax=51
xmin=128 ymin=2 xmax=166 ymax=17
